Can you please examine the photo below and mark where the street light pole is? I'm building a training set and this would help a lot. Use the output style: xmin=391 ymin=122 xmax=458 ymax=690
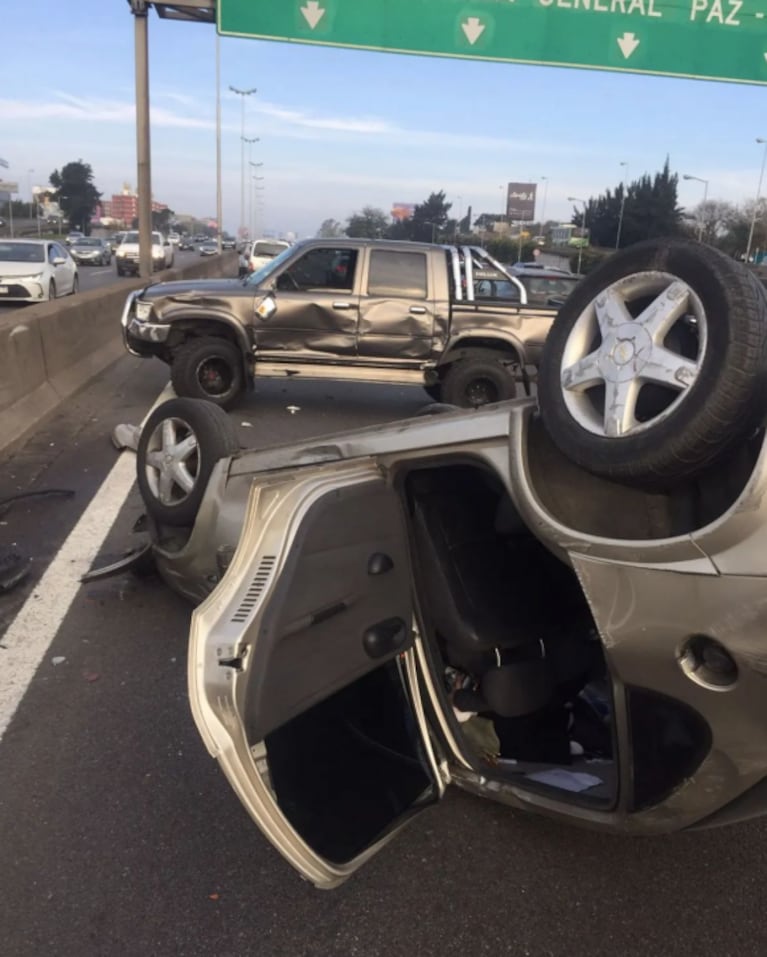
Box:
xmin=229 ymin=85 xmax=257 ymax=241
xmin=247 ymin=154 xmax=262 ymax=239
xmin=250 ymin=168 xmax=264 ymax=239
xmin=746 ymin=138 xmax=767 ymax=264
xmin=616 ymin=161 xmax=628 ymax=250
xmin=538 ymin=176 xmax=549 ymax=238
xmin=567 ymin=196 xmax=588 ymax=275
xmin=683 ymin=173 xmax=709 ymax=243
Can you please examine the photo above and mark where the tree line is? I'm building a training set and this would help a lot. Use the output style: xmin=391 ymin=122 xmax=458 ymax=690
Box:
xmin=321 ymin=161 xmax=767 ymax=267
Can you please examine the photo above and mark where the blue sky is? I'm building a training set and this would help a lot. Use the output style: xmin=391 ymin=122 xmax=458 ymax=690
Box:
xmin=2 ymin=0 xmax=767 ymax=238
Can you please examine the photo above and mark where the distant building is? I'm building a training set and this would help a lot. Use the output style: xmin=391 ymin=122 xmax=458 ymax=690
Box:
xmin=101 ymin=183 xmax=168 ymax=226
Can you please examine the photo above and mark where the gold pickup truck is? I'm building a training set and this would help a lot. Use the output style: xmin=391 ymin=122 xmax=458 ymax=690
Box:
xmin=121 ymin=239 xmax=573 ymax=409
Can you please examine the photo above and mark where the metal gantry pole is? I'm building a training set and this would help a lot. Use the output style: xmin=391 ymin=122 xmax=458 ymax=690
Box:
xmin=131 ymin=0 xmax=153 ymax=279
xmin=746 ymin=138 xmax=767 ymax=265
xmin=215 ymin=33 xmax=223 ymax=254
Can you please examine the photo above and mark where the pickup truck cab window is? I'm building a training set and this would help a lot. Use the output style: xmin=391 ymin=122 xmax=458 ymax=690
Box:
xmin=367 ymin=250 xmax=428 ymax=300
xmin=279 ymin=247 xmax=358 ymax=293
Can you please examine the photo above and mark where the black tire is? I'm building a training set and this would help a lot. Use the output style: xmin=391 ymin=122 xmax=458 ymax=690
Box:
xmin=538 ymin=238 xmax=767 ymax=488
xmin=116 ymin=266 xmax=125 ymax=277
xmin=48 ymin=280 xmax=56 ymax=301
xmin=441 ymin=350 xmax=518 ymax=408
xmin=171 ymin=337 xmax=245 ymax=410
xmin=423 ymin=383 xmax=442 ymax=402
xmin=70 ymin=275 xmax=79 ymax=295
xmin=136 ymin=398 xmax=240 ymax=527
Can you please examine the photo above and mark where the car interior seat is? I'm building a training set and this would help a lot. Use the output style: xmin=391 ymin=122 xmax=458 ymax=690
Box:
xmin=411 ymin=487 xmax=555 ymax=718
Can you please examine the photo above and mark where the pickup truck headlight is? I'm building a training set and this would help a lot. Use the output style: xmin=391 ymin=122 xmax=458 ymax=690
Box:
xmin=117 ymin=250 xmax=127 ymax=258
xmin=134 ymin=300 xmax=153 ymax=321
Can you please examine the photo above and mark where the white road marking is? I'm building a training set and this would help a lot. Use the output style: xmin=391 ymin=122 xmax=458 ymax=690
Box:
xmin=0 ymin=384 xmax=175 ymax=742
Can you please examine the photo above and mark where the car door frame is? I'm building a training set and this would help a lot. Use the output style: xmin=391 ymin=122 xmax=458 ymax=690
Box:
xmin=188 ymin=461 xmax=447 ymax=888
xmin=254 ymin=244 xmax=362 ymax=359
xmin=356 ymin=245 xmax=439 ymax=359
xmin=49 ymin=241 xmax=74 ymax=295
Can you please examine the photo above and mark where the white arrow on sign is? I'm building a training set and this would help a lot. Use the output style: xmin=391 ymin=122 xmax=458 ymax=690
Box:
xmin=617 ymin=32 xmax=640 ymax=59
xmin=462 ymin=17 xmax=486 ymax=46
xmin=300 ymin=1 xmax=325 ymax=30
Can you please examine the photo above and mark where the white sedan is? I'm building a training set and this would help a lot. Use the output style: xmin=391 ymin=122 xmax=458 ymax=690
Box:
xmin=0 ymin=239 xmax=79 ymax=302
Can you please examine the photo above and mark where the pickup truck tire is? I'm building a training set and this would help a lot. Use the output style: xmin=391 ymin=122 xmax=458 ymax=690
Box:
xmin=136 ymin=398 xmax=240 ymax=527
xmin=441 ymin=352 xmax=518 ymax=408
xmin=538 ymin=238 xmax=767 ymax=488
xmin=171 ymin=337 xmax=245 ymax=410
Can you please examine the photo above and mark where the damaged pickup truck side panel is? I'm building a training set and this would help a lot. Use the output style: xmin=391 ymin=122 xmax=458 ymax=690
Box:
xmin=121 ymin=239 xmax=571 ymax=409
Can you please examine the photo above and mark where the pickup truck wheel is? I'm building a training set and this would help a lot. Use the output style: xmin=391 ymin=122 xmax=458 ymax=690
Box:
xmin=538 ymin=238 xmax=767 ymax=487
xmin=441 ymin=353 xmax=518 ymax=408
xmin=171 ymin=337 xmax=244 ymax=410
xmin=136 ymin=398 xmax=240 ymax=527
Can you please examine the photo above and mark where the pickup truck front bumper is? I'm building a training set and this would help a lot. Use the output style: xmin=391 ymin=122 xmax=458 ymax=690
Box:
xmin=121 ymin=290 xmax=170 ymax=357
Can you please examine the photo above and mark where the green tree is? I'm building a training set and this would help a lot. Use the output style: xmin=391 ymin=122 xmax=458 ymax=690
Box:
xmin=574 ymin=159 xmax=683 ymax=249
xmin=316 ymin=218 xmax=344 ymax=238
xmin=386 ymin=191 xmax=453 ymax=242
xmin=408 ymin=190 xmax=452 ymax=242
xmin=346 ymin=206 xmax=388 ymax=238
xmin=49 ymin=160 xmax=101 ymax=235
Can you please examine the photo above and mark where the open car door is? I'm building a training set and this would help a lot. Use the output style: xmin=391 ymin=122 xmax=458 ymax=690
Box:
xmin=188 ymin=462 xmax=446 ymax=888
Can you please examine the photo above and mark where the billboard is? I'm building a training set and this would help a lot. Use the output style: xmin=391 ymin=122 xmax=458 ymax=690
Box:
xmin=391 ymin=202 xmax=415 ymax=221
xmin=506 ymin=182 xmax=537 ymax=222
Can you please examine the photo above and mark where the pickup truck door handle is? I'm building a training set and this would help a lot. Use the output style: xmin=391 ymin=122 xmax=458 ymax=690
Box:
xmin=409 ymin=306 xmax=427 ymax=314
xmin=332 ymin=301 xmax=351 ymax=310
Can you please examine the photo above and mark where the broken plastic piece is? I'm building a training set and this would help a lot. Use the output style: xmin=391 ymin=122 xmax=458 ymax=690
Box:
xmin=81 ymin=543 xmax=154 ymax=583
xmin=111 ymin=423 xmax=142 ymax=452
xmin=0 ymin=552 xmax=29 ymax=593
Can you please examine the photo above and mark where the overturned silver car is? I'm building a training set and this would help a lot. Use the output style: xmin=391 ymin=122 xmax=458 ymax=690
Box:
xmin=127 ymin=239 xmax=767 ymax=887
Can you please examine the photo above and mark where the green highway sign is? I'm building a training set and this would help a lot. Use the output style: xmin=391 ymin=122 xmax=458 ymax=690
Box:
xmin=219 ymin=0 xmax=767 ymax=85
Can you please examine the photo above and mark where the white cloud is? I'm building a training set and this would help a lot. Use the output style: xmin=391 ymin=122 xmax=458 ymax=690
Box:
xmin=0 ymin=91 xmax=583 ymax=157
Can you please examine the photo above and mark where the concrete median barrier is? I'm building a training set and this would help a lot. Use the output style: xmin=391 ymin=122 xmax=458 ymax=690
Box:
xmin=0 ymin=253 xmax=238 ymax=451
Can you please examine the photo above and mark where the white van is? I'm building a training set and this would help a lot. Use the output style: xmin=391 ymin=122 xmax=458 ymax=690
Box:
xmin=115 ymin=230 xmax=175 ymax=276
xmin=240 ymin=238 xmax=291 ymax=277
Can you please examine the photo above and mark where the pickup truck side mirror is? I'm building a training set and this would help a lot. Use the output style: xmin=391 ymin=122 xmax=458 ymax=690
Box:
xmin=255 ymin=295 xmax=277 ymax=321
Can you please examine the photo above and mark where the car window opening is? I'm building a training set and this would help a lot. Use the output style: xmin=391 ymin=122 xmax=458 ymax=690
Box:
xmin=264 ymin=659 xmax=439 ymax=865
xmin=403 ymin=462 xmax=709 ymax=809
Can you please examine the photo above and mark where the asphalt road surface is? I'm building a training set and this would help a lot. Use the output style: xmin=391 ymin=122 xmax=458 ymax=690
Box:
xmin=1 ymin=357 xmax=766 ymax=957
xmin=0 ymin=249 xmax=204 ymax=316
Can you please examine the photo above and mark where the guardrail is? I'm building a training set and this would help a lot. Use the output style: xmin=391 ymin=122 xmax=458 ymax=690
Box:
xmin=0 ymin=252 xmax=238 ymax=452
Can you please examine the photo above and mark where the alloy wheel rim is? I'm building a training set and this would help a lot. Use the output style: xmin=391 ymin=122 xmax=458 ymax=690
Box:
xmin=559 ymin=270 xmax=708 ymax=438
xmin=144 ymin=417 xmax=200 ymax=505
